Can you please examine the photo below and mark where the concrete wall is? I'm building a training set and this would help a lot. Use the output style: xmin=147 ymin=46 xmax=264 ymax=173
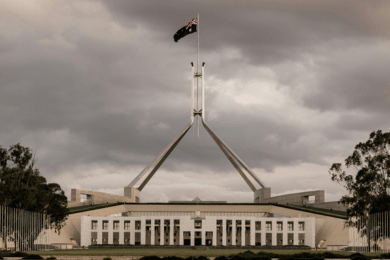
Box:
xmin=80 ymin=215 xmax=315 ymax=248
xmin=260 ymin=190 xmax=325 ymax=206
xmin=69 ymin=189 xmax=138 ymax=207
xmin=55 ymin=203 xmax=347 ymax=248
xmin=306 ymin=201 xmax=347 ymax=212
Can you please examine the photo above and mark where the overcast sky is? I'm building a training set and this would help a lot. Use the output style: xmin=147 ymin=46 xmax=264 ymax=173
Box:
xmin=1 ymin=0 xmax=390 ymax=203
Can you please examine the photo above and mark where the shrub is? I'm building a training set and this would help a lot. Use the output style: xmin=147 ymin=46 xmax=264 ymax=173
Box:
xmin=140 ymin=257 xmax=161 ymax=260
xmin=321 ymin=252 xmax=345 ymax=259
xmin=252 ymin=257 xmax=271 ymax=260
xmin=281 ymin=257 xmax=300 ymax=260
xmin=195 ymin=257 xmax=208 ymax=260
xmin=214 ymin=256 xmax=228 ymax=260
xmin=46 ymin=257 xmax=57 ymax=260
xmin=22 ymin=254 xmax=43 ymax=259
xmin=0 ymin=251 xmax=11 ymax=258
xmin=231 ymin=256 xmax=246 ymax=260
xmin=163 ymin=257 xmax=183 ymax=260
xmin=350 ymin=253 xmax=368 ymax=260
xmin=10 ymin=252 xmax=30 ymax=257
xmin=102 ymin=258 xmax=112 ymax=260
xmin=257 ymin=252 xmax=279 ymax=259
xmin=380 ymin=253 xmax=390 ymax=259
xmin=236 ymin=251 xmax=257 ymax=259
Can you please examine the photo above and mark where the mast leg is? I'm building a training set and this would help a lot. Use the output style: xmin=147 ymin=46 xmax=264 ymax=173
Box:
xmin=137 ymin=119 xmax=195 ymax=191
xmin=201 ymin=118 xmax=257 ymax=192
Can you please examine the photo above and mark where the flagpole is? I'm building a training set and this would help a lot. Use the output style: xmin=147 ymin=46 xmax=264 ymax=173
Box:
xmin=197 ymin=13 xmax=200 ymax=138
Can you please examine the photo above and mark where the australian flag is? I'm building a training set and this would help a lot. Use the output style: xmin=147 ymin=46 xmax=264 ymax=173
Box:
xmin=173 ymin=18 xmax=197 ymax=42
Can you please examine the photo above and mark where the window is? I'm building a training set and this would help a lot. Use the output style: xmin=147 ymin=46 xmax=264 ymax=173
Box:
xmin=299 ymin=239 xmax=305 ymax=244
xmin=298 ymin=222 xmax=305 ymax=231
xmin=194 ymin=219 xmax=202 ymax=229
xmin=135 ymin=221 xmax=141 ymax=230
xmin=266 ymin=222 xmax=272 ymax=231
xmin=277 ymin=222 xmax=283 ymax=231
xmin=102 ymin=221 xmax=109 ymax=230
xmin=124 ymin=221 xmax=130 ymax=230
xmin=255 ymin=221 xmax=261 ymax=231
xmin=288 ymin=222 xmax=293 ymax=231
xmin=113 ymin=221 xmax=120 ymax=230
xmin=91 ymin=220 xmax=98 ymax=230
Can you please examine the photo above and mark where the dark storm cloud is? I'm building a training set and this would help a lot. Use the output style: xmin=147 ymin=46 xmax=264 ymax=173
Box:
xmin=103 ymin=0 xmax=385 ymax=67
xmin=1 ymin=0 xmax=390 ymax=201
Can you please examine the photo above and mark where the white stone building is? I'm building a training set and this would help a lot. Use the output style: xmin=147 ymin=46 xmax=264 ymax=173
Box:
xmin=80 ymin=211 xmax=315 ymax=248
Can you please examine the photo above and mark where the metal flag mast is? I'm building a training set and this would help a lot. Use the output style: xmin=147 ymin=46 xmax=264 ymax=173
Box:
xmin=125 ymin=14 xmax=270 ymax=203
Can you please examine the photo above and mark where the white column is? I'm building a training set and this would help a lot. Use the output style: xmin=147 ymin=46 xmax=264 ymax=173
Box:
xmin=250 ymin=219 xmax=255 ymax=246
xmin=130 ymin=220 xmax=135 ymax=245
xmin=294 ymin=220 xmax=298 ymax=245
xmin=261 ymin=220 xmax=266 ymax=246
xmin=222 ymin=219 xmax=226 ymax=246
xmin=180 ymin=230 xmax=184 ymax=246
xmin=241 ymin=218 xmax=245 ymax=246
xmin=151 ymin=219 xmax=155 ymax=245
xmin=272 ymin=220 xmax=276 ymax=246
xmin=141 ymin=219 xmax=145 ymax=245
xmin=97 ymin=220 xmax=102 ymax=244
xmin=170 ymin=219 xmax=174 ymax=245
xmin=190 ymin=230 xmax=195 ymax=246
xmin=108 ymin=219 xmax=113 ymax=244
xmin=213 ymin=224 xmax=217 ymax=246
xmin=232 ymin=219 xmax=236 ymax=245
xmin=201 ymin=230 xmax=206 ymax=246
xmin=119 ymin=220 xmax=124 ymax=245
xmin=160 ymin=219 xmax=164 ymax=245
xmin=283 ymin=219 xmax=287 ymax=246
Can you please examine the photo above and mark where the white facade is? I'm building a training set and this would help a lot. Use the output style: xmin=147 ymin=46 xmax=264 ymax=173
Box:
xmin=80 ymin=212 xmax=315 ymax=248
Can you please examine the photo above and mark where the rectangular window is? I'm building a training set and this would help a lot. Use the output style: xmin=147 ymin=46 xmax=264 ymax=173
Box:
xmin=255 ymin=221 xmax=261 ymax=231
xmin=194 ymin=219 xmax=202 ymax=229
xmin=277 ymin=222 xmax=283 ymax=231
xmin=266 ymin=222 xmax=272 ymax=231
xmin=124 ymin=221 xmax=130 ymax=230
xmin=113 ymin=220 xmax=120 ymax=230
xmin=102 ymin=220 xmax=109 ymax=230
xmin=288 ymin=222 xmax=293 ymax=231
xmin=298 ymin=222 xmax=305 ymax=231
xmin=91 ymin=220 xmax=98 ymax=230
xmin=135 ymin=220 xmax=141 ymax=230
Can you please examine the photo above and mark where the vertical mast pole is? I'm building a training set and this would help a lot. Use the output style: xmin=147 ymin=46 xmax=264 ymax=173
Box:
xmin=191 ymin=63 xmax=194 ymax=122
xmin=197 ymin=13 xmax=200 ymax=138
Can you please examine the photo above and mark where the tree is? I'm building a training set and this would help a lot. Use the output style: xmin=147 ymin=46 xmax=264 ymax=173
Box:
xmin=329 ymin=130 xmax=390 ymax=250
xmin=0 ymin=143 xmax=69 ymax=250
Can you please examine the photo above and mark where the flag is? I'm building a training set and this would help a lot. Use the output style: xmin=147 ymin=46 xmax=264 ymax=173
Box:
xmin=173 ymin=18 xmax=197 ymax=42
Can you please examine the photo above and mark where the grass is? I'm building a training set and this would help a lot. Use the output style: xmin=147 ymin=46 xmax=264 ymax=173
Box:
xmin=272 ymin=204 xmax=347 ymax=219
xmin=30 ymin=248 xmax=378 ymax=258
xmin=68 ymin=203 xmax=122 ymax=215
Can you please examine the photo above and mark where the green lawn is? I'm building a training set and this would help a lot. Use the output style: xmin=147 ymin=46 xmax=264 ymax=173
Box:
xmin=31 ymin=248 xmax=377 ymax=258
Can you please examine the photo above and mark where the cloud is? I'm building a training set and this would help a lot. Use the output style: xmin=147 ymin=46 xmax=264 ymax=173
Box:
xmin=1 ymin=0 xmax=389 ymax=203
